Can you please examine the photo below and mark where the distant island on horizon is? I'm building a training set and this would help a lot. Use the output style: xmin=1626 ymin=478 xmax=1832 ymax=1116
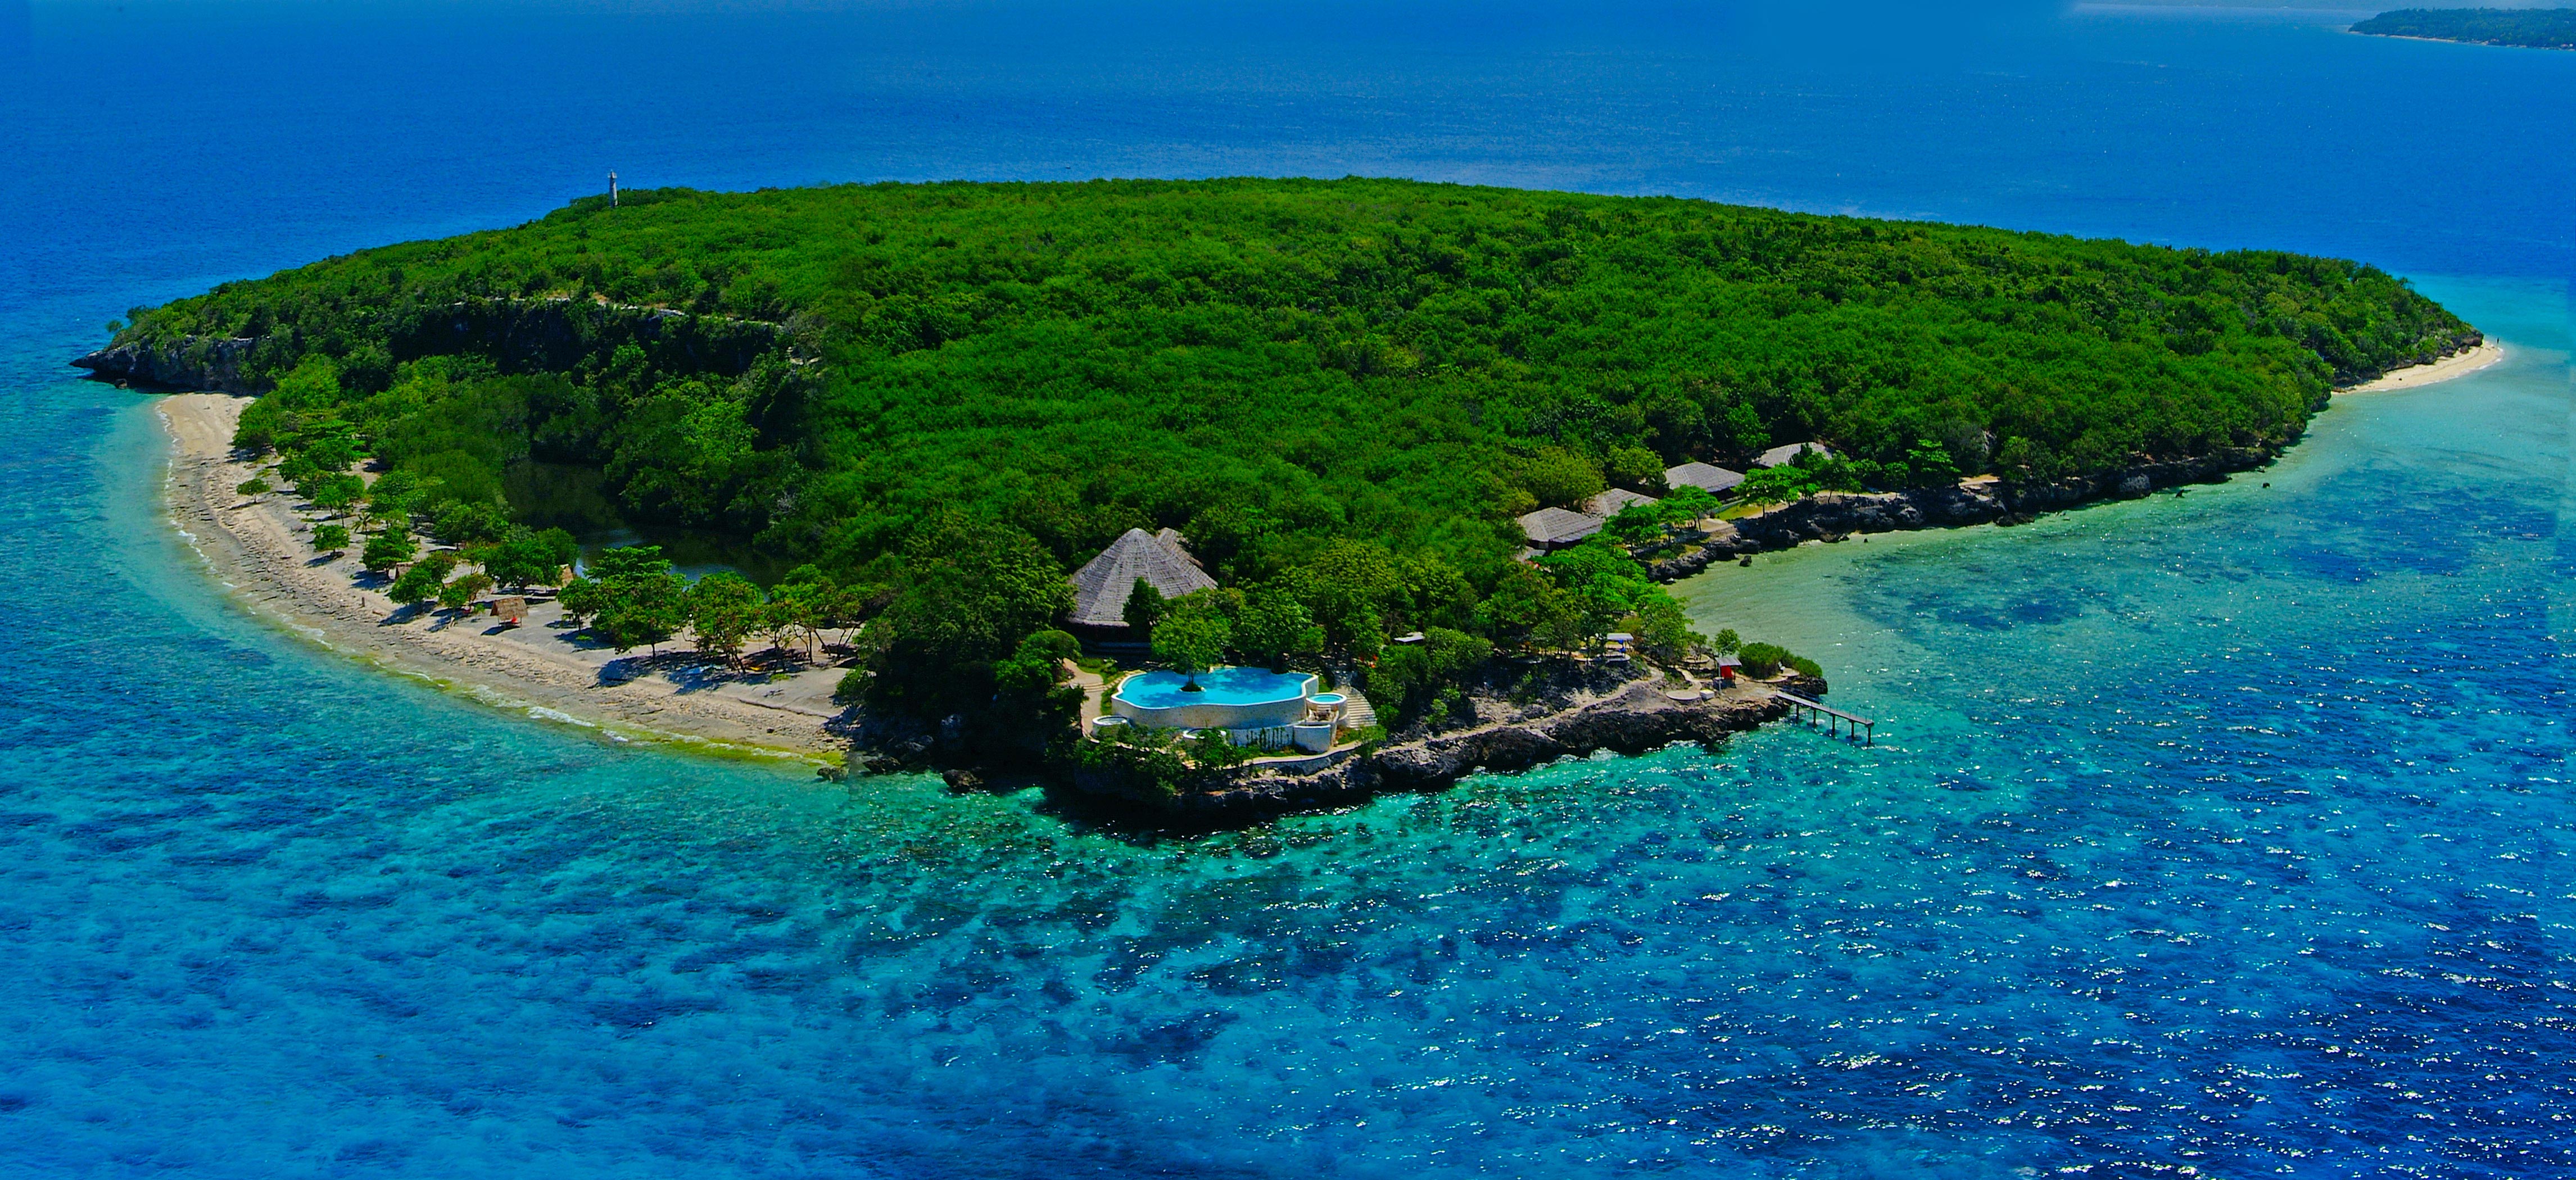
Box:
xmin=2352 ymin=8 xmax=2576 ymax=49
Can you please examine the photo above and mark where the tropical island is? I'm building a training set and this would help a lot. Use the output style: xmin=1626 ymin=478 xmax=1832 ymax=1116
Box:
xmin=2352 ymin=8 xmax=2576 ymax=49
xmin=85 ymin=178 xmax=2483 ymax=816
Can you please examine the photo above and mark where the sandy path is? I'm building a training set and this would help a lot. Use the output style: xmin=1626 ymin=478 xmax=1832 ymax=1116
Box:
xmin=2339 ymin=339 xmax=2506 ymax=394
xmin=156 ymin=393 xmax=849 ymax=761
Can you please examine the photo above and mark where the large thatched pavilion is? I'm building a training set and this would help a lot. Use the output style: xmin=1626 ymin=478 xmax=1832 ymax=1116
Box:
xmin=1066 ymin=527 xmax=1218 ymax=638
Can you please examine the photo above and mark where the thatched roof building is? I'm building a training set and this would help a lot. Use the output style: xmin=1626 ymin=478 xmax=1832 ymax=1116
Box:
xmin=1663 ymin=461 xmax=1745 ymax=494
xmin=1067 ymin=528 xmax=1218 ymax=628
xmin=1518 ymin=506 xmax=1604 ymax=551
xmin=1582 ymin=488 xmax=1660 ymax=517
xmin=1754 ymin=441 xmax=1834 ymax=468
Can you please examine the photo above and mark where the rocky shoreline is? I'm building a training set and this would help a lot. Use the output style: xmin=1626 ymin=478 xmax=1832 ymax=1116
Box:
xmin=1644 ymin=444 xmax=2283 ymax=580
xmin=1635 ymin=334 xmax=2492 ymax=579
xmin=1051 ymin=661 xmax=1826 ymax=825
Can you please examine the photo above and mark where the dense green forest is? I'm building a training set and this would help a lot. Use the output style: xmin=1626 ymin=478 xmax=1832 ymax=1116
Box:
xmin=107 ymin=178 xmax=2472 ymax=730
xmin=2352 ymin=8 xmax=2576 ymax=48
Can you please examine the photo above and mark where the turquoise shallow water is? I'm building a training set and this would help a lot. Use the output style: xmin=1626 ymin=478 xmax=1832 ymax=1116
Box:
xmin=4 ymin=4 xmax=2575 ymax=1176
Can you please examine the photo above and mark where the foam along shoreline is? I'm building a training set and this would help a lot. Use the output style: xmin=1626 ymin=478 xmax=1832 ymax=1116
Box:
xmin=2339 ymin=339 xmax=2505 ymax=394
xmin=155 ymin=393 xmax=851 ymax=761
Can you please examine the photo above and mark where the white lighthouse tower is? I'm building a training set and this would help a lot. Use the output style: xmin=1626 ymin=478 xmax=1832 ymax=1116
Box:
xmin=609 ymin=170 xmax=619 ymax=208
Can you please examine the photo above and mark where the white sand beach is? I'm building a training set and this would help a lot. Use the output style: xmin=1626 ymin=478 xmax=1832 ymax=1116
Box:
xmin=2339 ymin=339 xmax=2505 ymax=393
xmin=158 ymin=393 xmax=850 ymax=760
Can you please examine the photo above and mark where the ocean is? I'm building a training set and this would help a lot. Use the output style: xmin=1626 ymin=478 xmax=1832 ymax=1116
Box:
xmin=2 ymin=3 xmax=2570 ymax=1176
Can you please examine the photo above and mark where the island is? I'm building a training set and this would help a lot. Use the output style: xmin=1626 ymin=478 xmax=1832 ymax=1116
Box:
xmin=80 ymin=178 xmax=2484 ymax=819
xmin=2352 ymin=8 xmax=2576 ymax=49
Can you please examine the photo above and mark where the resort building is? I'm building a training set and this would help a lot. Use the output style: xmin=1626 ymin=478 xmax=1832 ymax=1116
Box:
xmin=1067 ymin=527 xmax=1217 ymax=634
xmin=1516 ymin=484 xmax=1676 ymax=559
xmin=1582 ymin=487 xmax=1660 ymax=517
xmin=1518 ymin=506 xmax=1605 ymax=553
xmin=1663 ymin=461 xmax=1745 ymax=495
xmin=1754 ymin=441 xmax=1834 ymax=468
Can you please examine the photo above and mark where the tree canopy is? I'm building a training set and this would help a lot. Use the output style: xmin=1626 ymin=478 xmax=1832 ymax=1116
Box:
xmin=116 ymin=177 xmax=2469 ymax=588
xmin=107 ymin=178 xmax=2475 ymax=729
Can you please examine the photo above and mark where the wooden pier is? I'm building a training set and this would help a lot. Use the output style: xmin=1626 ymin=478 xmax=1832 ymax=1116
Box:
xmin=1773 ymin=691 xmax=1873 ymax=745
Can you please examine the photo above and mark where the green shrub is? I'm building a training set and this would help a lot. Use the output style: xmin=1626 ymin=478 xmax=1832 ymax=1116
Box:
xmin=1735 ymin=643 xmax=1822 ymax=680
xmin=1179 ymin=728 xmax=1255 ymax=769
xmin=1365 ymin=627 xmax=1493 ymax=725
xmin=361 ymin=525 xmax=419 ymax=573
xmin=1065 ymin=732 xmax=1192 ymax=802
xmin=1736 ymin=642 xmax=1791 ymax=678
xmin=387 ymin=552 xmax=455 ymax=605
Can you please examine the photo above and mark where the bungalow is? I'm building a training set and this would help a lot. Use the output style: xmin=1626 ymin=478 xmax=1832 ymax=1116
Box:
xmin=1067 ymin=527 xmax=1217 ymax=632
xmin=1663 ymin=461 xmax=1745 ymax=496
xmin=1754 ymin=441 xmax=1834 ymax=469
xmin=1517 ymin=506 xmax=1603 ymax=552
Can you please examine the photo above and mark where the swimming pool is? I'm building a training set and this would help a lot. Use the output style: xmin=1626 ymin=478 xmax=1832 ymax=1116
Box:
xmin=1112 ymin=667 xmax=1319 ymax=730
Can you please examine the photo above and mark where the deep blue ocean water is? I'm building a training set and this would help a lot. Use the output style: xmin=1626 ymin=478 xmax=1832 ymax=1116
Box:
xmin=4 ymin=3 xmax=2574 ymax=1176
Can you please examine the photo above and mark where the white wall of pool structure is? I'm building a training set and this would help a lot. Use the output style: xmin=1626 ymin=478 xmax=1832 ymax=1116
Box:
xmin=1101 ymin=668 xmax=1347 ymax=751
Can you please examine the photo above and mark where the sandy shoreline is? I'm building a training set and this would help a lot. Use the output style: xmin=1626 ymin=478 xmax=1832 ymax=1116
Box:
xmin=2338 ymin=339 xmax=2505 ymax=394
xmin=156 ymin=393 xmax=850 ymax=762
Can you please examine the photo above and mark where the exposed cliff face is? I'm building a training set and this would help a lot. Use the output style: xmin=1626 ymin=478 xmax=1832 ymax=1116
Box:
xmin=71 ymin=336 xmax=264 ymax=394
xmin=1645 ymin=446 xmax=2282 ymax=580
xmin=393 ymin=298 xmax=789 ymax=379
xmin=71 ymin=298 xmax=790 ymax=393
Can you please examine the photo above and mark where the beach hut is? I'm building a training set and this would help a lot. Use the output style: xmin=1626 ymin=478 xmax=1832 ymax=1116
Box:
xmin=1517 ymin=506 xmax=1604 ymax=552
xmin=488 ymin=595 xmax=528 ymax=624
xmin=1664 ymin=461 xmax=1746 ymax=496
xmin=1715 ymin=654 xmax=1742 ymax=682
xmin=1602 ymin=632 xmax=1634 ymax=662
xmin=1066 ymin=527 xmax=1219 ymax=630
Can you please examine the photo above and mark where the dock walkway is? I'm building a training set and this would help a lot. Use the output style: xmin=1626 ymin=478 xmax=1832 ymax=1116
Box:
xmin=1773 ymin=690 xmax=1873 ymax=744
